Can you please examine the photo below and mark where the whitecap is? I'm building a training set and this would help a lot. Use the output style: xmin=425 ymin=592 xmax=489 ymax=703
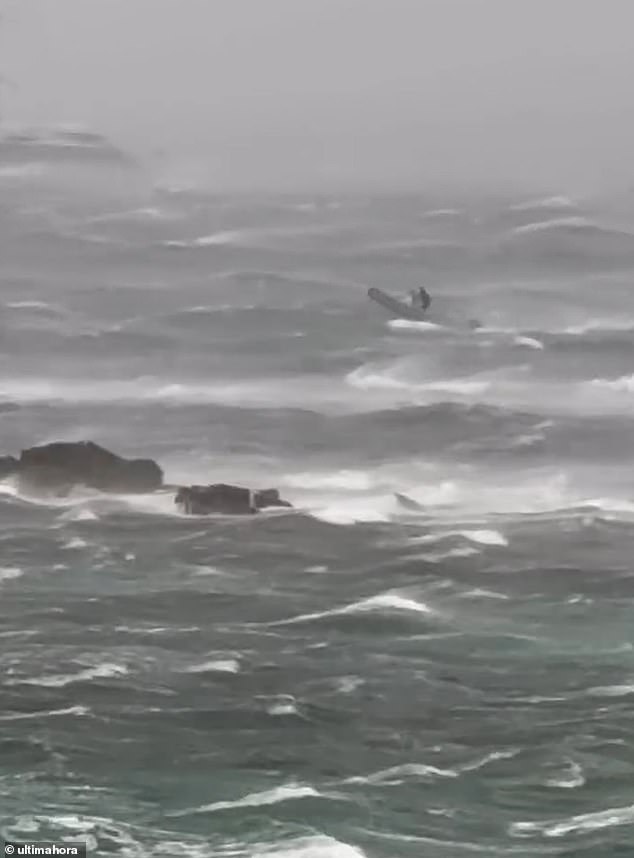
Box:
xmin=511 ymin=216 xmax=591 ymax=234
xmin=510 ymin=803 xmax=634 ymax=838
xmin=270 ymin=591 xmax=434 ymax=626
xmin=458 ymin=529 xmax=508 ymax=546
xmin=253 ymin=835 xmax=366 ymax=858
xmin=343 ymin=762 xmax=457 ymax=785
xmin=586 ymin=683 xmax=634 ymax=697
xmin=9 ymin=663 xmax=128 ymax=688
xmin=334 ymin=676 xmax=365 ymax=694
xmin=184 ymin=659 xmax=240 ymax=674
xmin=62 ymin=537 xmax=88 ymax=549
xmin=267 ymin=698 xmax=301 ymax=716
xmin=59 ymin=508 xmax=99 ymax=522
xmin=418 ymin=546 xmax=481 ymax=562
xmin=459 ymin=588 xmax=510 ymax=600
xmin=0 ymin=705 xmax=90 ymax=721
xmin=509 ymin=195 xmax=577 ymax=212
xmin=163 ymin=230 xmax=241 ymax=248
xmin=513 ymin=335 xmax=544 ymax=350
xmin=170 ymin=783 xmax=324 ymax=816
xmin=388 ymin=319 xmax=445 ymax=332
xmin=0 ymin=566 xmax=23 ymax=582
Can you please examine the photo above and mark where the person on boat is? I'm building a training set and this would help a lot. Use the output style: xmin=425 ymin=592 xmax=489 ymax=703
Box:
xmin=409 ymin=286 xmax=431 ymax=311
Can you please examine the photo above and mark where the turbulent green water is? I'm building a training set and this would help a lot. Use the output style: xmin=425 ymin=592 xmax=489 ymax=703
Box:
xmin=2 ymin=151 xmax=634 ymax=856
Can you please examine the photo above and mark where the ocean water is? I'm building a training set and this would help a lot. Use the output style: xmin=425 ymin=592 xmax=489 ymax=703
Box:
xmin=2 ymin=143 xmax=634 ymax=857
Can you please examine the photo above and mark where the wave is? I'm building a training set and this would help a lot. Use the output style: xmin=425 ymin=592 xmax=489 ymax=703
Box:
xmin=510 ymin=803 xmax=634 ymax=838
xmin=509 ymin=195 xmax=578 ymax=213
xmin=590 ymin=374 xmax=634 ymax=393
xmin=0 ymin=705 xmax=91 ymax=722
xmin=511 ymin=216 xmax=595 ymax=235
xmin=85 ymin=206 xmax=183 ymax=225
xmin=268 ymin=591 xmax=436 ymax=626
xmin=7 ymin=662 xmax=129 ymax=688
xmin=170 ymin=783 xmax=328 ymax=817
xmin=343 ymin=761 xmax=457 ymax=785
xmin=0 ymin=566 xmax=23 ymax=582
xmin=422 ymin=207 xmax=465 ymax=218
xmin=387 ymin=319 xmax=446 ymax=332
xmin=557 ymin=318 xmax=634 ymax=336
xmin=161 ymin=230 xmax=242 ymax=249
xmin=4 ymin=300 xmax=60 ymax=312
xmin=184 ymin=658 xmax=241 ymax=674
xmin=252 ymin=836 xmax=367 ymax=858
xmin=347 ymin=365 xmax=492 ymax=398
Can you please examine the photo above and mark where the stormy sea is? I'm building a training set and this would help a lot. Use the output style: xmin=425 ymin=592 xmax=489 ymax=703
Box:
xmin=2 ymin=135 xmax=634 ymax=858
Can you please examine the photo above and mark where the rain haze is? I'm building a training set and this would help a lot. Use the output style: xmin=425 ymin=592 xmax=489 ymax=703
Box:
xmin=5 ymin=3 xmax=634 ymax=858
xmin=3 ymin=0 xmax=634 ymax=192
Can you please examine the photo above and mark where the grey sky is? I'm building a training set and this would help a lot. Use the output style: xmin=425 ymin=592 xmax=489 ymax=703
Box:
xmin=2 ymin=0 xmax=633 ymax=192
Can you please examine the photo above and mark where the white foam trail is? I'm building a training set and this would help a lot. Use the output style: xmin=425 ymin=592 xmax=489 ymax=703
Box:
xmin=163 ymin=230 xmax=241 ymax=248
xmin=586 ymin=683 xmax=634 ymax=697
xmin=5 ymin=300 xmax=55 ymax=310
xmin=511 ymin=216 xmax=591 ymax=234
xmin=417 ymin=546 xmax=481 ymax=562
xmin=423 ymin=207 xmax=464 ymax=217
xmin=561 ymin=318 xmax=634 ymax=335
xmin=347 ymin=367 xmax=490 ymax=397
xmin=171 ymin=784 xmax=323 ymax=816
xmin=9 ymin=663 xmax=128 ymax=688
xmin=184 ymin=659 xmax=240 ymax=674
xmin=343 ymin=762 xmax=457 ymax=785
xmin=510 ymin=195 xmax=577 ymax=212
xmin=270 ymin=592 xmax=434 ymax=626
xmin=459 ymin=588 xmax=510 ymax=600
xmin=460 ymin=749 xmax=520 ymax=772
xmin=0 ymin=705 xmax=90 ymax=721
xmin=510 ymin=803 xmax=634 ymax=838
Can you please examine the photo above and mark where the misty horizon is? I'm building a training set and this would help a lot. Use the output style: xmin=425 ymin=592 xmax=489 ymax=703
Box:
xmin=2 ymin=0 xmax=633 ymax=194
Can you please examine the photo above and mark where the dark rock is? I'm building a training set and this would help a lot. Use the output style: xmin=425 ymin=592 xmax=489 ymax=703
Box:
xmin=16 ymin=441 xmax=163 ymax=495
xmin=253 ymin=488 xmax=292 ymax=510
xmin=175 ymin=484 xmax=292 ymax=516
xmin=0 ymin=456 xmax=19 ymax=480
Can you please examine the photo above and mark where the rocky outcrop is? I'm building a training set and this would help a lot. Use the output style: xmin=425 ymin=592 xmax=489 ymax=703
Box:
xmin=14 ymin=441 xmax=163 ymax=496
xmin=0 ymin=440 xmax=292 ymax=514
xmin=175 ymin=484 xmax=292 ymax=516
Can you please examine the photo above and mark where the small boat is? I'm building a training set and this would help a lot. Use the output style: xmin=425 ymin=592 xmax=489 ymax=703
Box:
xmin=367 ymin=287 xmax=429 ymax=321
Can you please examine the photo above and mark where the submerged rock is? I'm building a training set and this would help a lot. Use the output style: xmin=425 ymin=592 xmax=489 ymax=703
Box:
xmin=175 ymin=484 xmax=292 ymax=516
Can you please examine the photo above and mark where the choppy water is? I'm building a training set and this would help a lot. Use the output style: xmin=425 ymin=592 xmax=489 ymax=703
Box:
xmin=2 ymin=140 xmax=634 ymax=857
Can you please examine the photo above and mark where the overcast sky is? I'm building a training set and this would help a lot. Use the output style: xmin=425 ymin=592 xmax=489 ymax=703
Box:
xmin=2 ymin=0 xmax=633 ymax=192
